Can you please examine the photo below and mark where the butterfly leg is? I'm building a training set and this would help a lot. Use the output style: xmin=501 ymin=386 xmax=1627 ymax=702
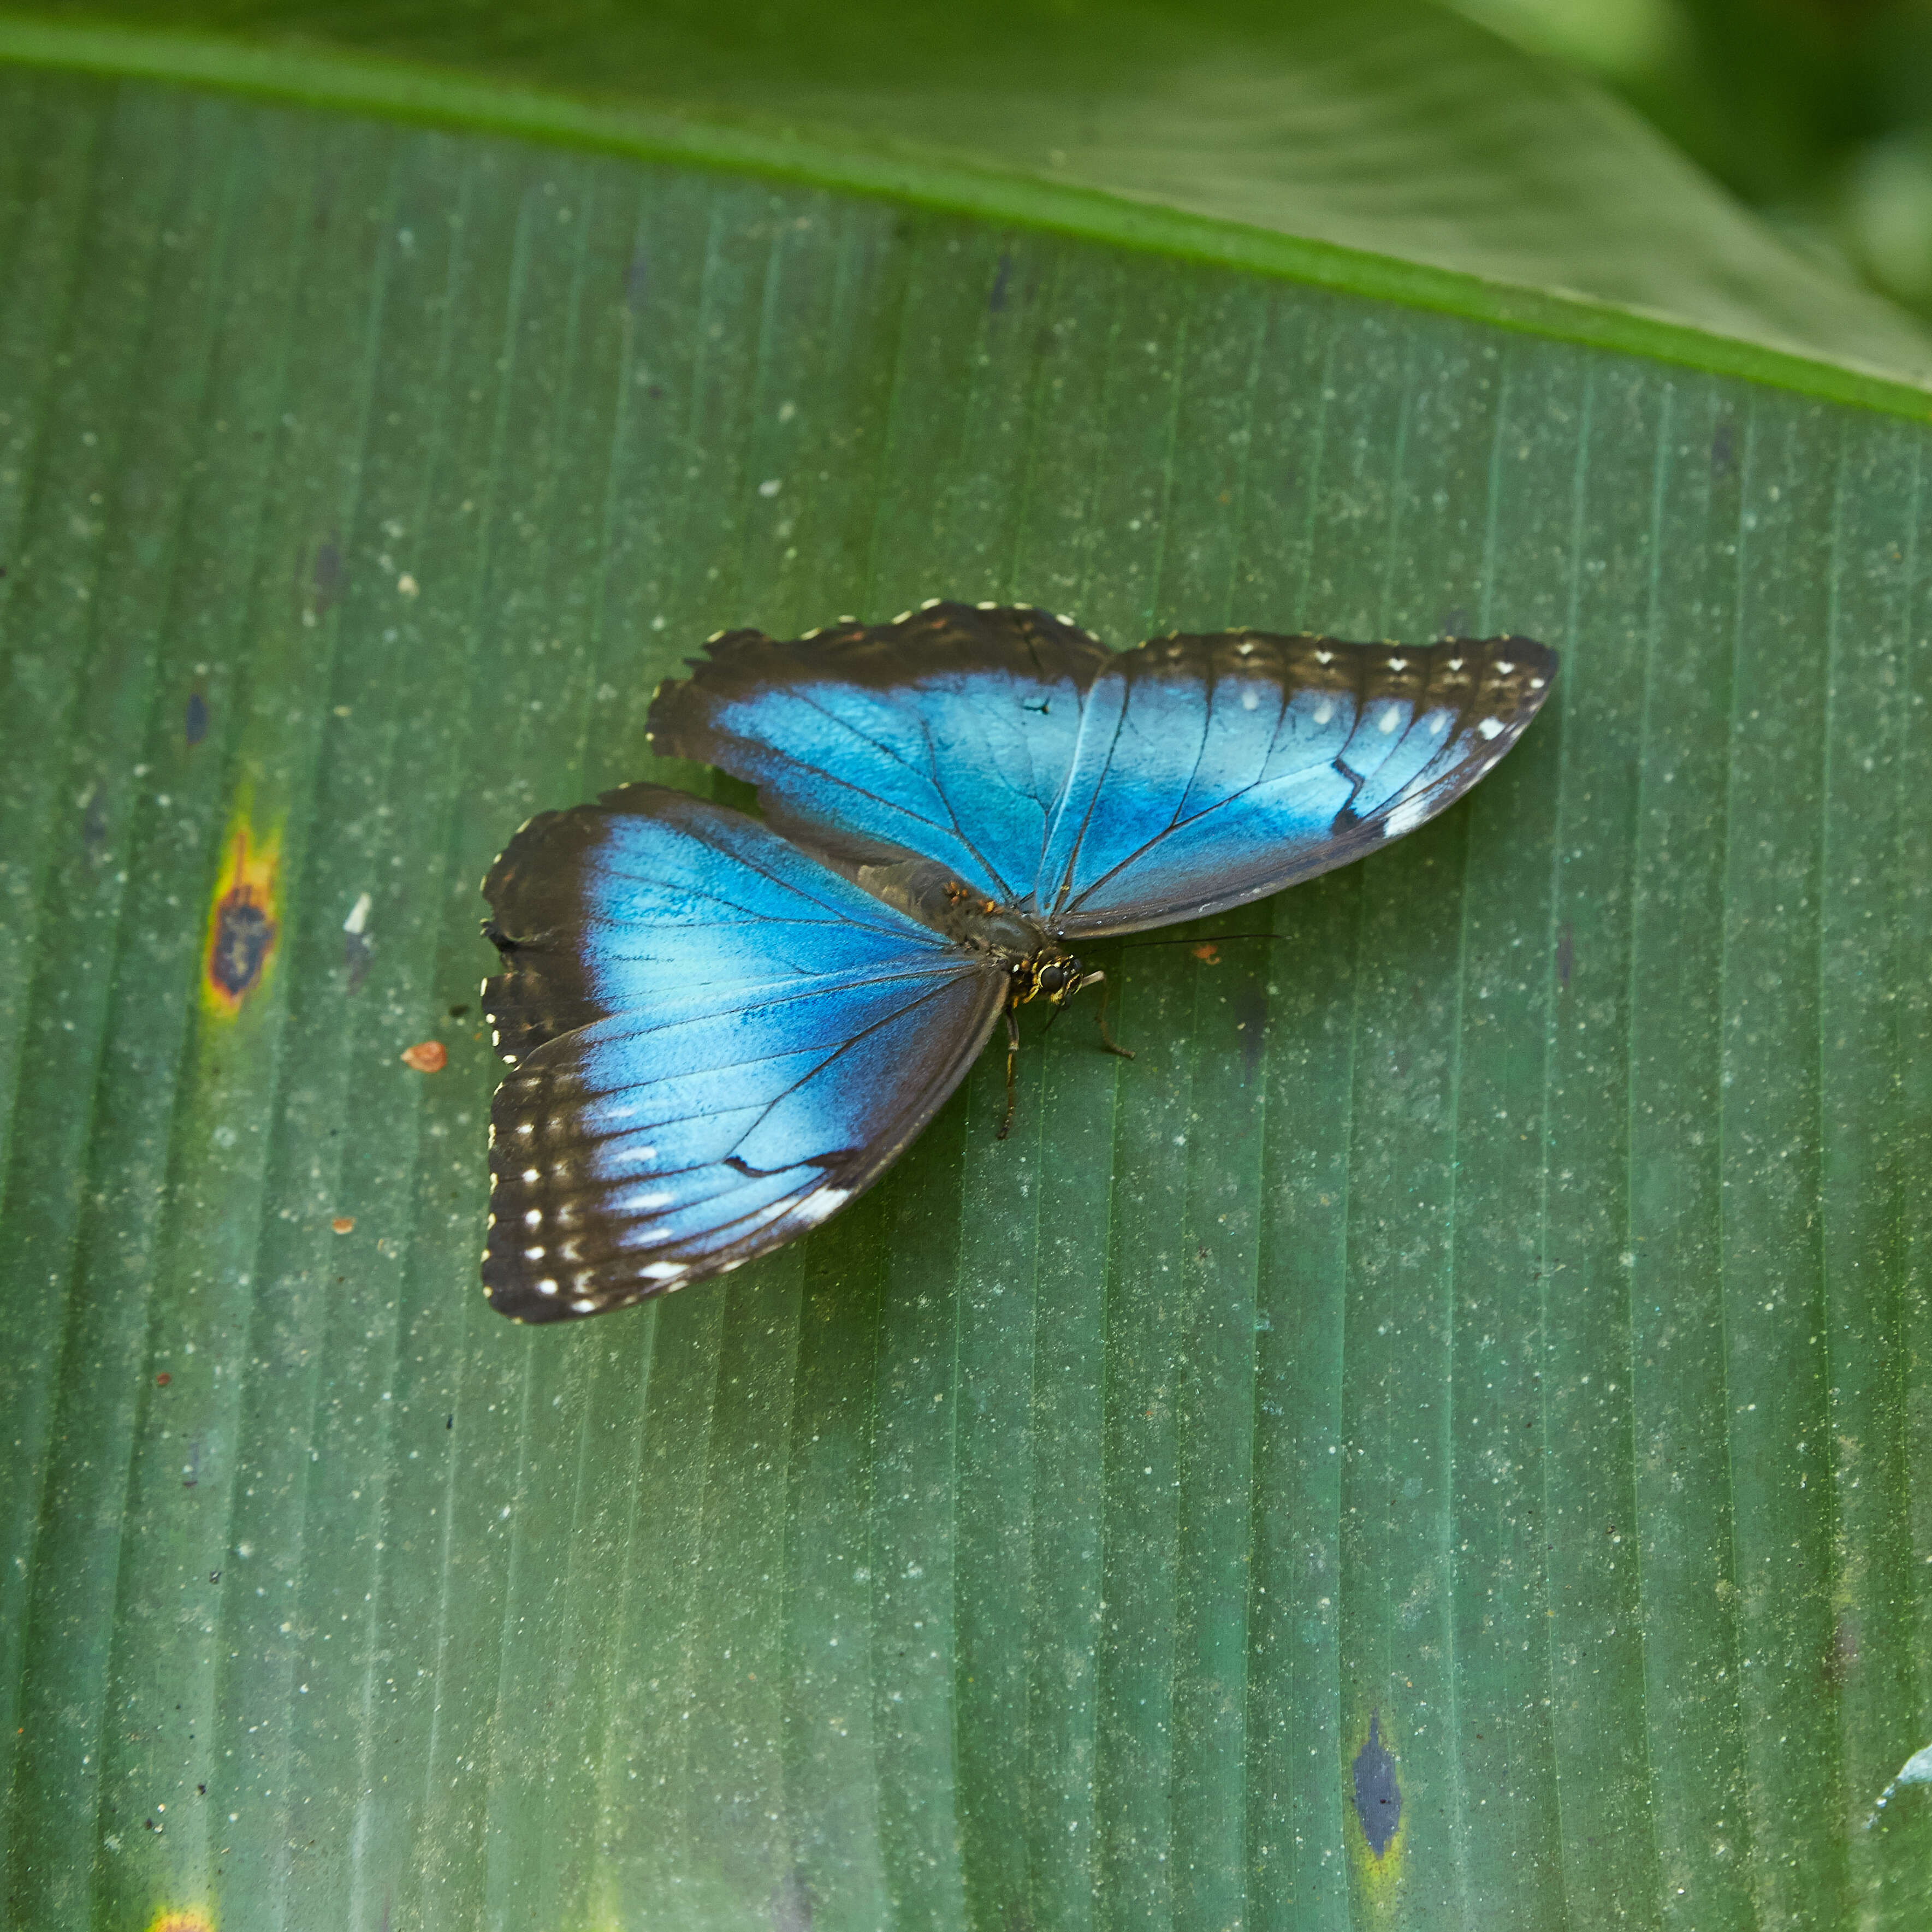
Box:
xmin=1081 ymin=970 xmax=1135 ymax=1061
xmin=998 ymin=1005 xmax=1022 ymax=1141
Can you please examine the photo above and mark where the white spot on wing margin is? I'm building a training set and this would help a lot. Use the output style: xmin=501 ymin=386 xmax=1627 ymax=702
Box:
xmin=1383 ymin=797 xmax=1432 ymax=840
xmin=799 ymin=1184 xmax=851 ymax=1224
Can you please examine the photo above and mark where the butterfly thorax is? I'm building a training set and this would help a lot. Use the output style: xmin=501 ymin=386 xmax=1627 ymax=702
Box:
xmin=852 ymin=855 xmax=1080 ymax=1000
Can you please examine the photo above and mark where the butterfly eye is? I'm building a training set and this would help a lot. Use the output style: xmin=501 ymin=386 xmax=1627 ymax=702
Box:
xmin=1038 ymin=957 xmax=1086 ymax=999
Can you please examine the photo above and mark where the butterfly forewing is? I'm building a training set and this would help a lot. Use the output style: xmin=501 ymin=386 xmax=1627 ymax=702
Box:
xmin=649 ymin=606 xmax=1554 ymax=938
xmin=479 ymin=784 xmax=1005 ymax=1321
xmin=646 ymin=602 xmax=1110 ymax=898
xmin=1040 ymin=630 xmax=1556 ymax=935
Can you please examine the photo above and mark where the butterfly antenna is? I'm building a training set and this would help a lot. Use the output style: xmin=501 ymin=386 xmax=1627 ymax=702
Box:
xmin=1082 ymin=971 xmax=1135 ymax=1060
xmin=1118 ymin=930 xmax=1281 ymax=949
xmin=998 ymin=1006 xmax=1021 ymax=1141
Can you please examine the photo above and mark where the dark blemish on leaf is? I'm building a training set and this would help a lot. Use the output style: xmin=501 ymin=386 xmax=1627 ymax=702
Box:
xmin=185 ymin=690 xmax=209 ymax=747
xmin=1711 ymin=419 xmax=1736 ymax=478
xmin=626 ymin=250 xmax=649 ymax=310
xmin=446 ymin=1415 xmax=454 ymax=1430
xmin=81 ymin=784 xmax=109 ymax=855
xmin=1352 ymin=1710 xmax=1401 ymax=1857
xmin=772 ymin=1865 xmax=811 ymax=1932
xmin=1557 ymin=920 xmax=1573 ymax=992
xmin=209 ymin=890 xmax=275 ymax=1006
xmin=197 ymin=1783 xmax=206 ymax=1795
xmin=988 ymin=252 xmax=1012 ymax=313
xmin=1827 ymin=1610 xmax=1860 ymax=1686
xmin=313 ymin=538 xmax=343 ymax=614
xmin=448 ymin=1003 xmax=469 ymax=1018
xmin=1235 ymin=982 xmax=1268 ymax=1085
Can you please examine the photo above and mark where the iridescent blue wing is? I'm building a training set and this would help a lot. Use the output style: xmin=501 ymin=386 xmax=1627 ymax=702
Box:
xmin=646 ymin=601 xmax=1111 ymax=903
xmin=648 ymin=607 xmax=1554 ymax=938
xmin=479 ymin=784 xmax=1003 ymax=1321
xmin=1038 ymin=631 xmax=1556 ymax=935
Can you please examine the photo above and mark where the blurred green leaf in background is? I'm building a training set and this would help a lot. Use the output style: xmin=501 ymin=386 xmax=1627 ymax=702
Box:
xmin=2 ymin=3 xmax=1931 ymax=1930
xmin=1450 ymin=0 xmax=1932 ymax=317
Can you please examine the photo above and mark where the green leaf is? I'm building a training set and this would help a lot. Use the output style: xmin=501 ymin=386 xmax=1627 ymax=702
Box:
xmin=0 ymin=13 xmax=1927 ymax=1932
xmin=5 ymin=0 xmax=1932 ymax=408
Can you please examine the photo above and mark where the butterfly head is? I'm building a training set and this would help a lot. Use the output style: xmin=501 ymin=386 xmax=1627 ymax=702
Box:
xmin=1018 ymin=951 xmax=1094 ymax=1008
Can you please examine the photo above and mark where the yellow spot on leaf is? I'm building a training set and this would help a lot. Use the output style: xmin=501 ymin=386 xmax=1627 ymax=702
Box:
xmin=202 ymin=813 xmax=280 ymax=1018
xmin=1345 ymin=1704 xmax=1407 ymax=1915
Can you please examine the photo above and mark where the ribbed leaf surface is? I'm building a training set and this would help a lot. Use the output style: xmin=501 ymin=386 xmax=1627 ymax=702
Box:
xmin=9 ymin=0 xmax=1932 ymax=402
xmin=1 ymin=64 xmax=1928 ymax=1932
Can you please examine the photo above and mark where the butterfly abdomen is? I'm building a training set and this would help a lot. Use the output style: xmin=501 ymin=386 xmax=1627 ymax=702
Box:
xmin=850 ymin=855 xmax=1046 ymax=961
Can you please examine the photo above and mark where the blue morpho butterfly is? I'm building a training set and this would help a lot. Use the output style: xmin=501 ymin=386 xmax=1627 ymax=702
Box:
xmin=479 ymin=601 xmax=1555 ymax=1321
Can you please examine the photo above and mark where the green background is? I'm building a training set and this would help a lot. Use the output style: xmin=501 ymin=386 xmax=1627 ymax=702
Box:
xmin=1 ymin=5 xmax=1930 ymax=1928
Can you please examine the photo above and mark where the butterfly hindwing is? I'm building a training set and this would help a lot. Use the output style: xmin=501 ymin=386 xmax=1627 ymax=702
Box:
xmin=480 ymin=784 xmax=1004 ymax=1320
xmin=1039 ymin=631 xmax=1557 ymax=934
